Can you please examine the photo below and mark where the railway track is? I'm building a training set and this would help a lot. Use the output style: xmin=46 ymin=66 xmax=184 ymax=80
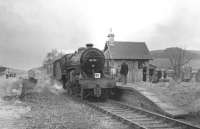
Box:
xmin=85 ymin=100 xmax=200 ymax=129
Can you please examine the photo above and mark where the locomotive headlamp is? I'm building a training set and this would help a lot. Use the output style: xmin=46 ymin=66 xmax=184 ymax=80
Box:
xmin=89 ymin=59 xmax=97 ymax=62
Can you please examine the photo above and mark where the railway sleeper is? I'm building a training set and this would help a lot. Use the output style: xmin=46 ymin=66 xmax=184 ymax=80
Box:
xmin=115 ymin=114 xmax=148 ymax=120
xmin=120 ymin=111 xmax=150 ymax=115
xmin=116 ymin=113 xmax=147 ymax=118
xmin=107 ymin=108 xmax=135 ymax=112
xmin=101 ymin=109 xmax=134 ymax=113
xmin=97 ymin=105 xmax=122 ymax=109
xmin=100 ymin=107 xmax=124 ymax=111
xmin=103 ymin=108 xmax=139 ymax=113
xmin=154 ymin=127 xmax=183 ymax=129
xmin=105 ymin=109 xmax=134 ymax=113
xmin=126 ymin=117 xmax=155 ymax=121
xmin=118 ymin=115 xmax=149 ymax=120
xmin=147 ymin=126 xmax=183 ymax=129
xmin=102 ymin=106 xmax=130 ymax=110
xmin=141 ymin=122 xmax=172 ymax=126
xmin=131 ymin=119 xmax=162 ymax=123
xmin=117 ymin=116 xmax=147 ymax=120
xmin=126 ymin=119 xmax=175 ymax=128
xmin=140 ymin=123 xmax=174 ymax=129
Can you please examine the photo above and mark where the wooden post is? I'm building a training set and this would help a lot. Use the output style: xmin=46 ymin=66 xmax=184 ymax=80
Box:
xmin=81 ymin=88 xmax=84 ymax=100
xmin=146 ymin=62 xmax=150 ymax=82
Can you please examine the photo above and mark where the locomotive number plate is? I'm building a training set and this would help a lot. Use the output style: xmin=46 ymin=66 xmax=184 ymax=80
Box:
xmin=94 ymin=73 xmax=101 ymax=78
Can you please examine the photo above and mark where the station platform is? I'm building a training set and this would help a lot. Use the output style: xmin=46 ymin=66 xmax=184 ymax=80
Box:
xmin=116 ymin=82 xmax=189 ymax=118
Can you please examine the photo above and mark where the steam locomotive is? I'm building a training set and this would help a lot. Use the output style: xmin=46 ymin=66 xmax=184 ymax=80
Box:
xmin=52 ymin=44 xmax=116 ymax=100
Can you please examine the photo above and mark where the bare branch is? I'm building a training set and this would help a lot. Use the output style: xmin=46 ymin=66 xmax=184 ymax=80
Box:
xmin=165 ymin=47 xmax=192 ymax=79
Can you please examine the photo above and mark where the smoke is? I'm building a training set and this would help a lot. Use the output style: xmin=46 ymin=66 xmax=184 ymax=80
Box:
xmin=0 ymin=0 xmax=92 ymax=70
xmin=33 ymin=77 xmax=64 ymax=95
xmin=146 ymin=7 xmax=200 ymax=50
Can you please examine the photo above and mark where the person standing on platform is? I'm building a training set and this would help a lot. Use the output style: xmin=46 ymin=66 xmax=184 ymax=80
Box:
xmin=120 ymin=62 xmax=129 ymax=84
xmin=62 ymin=70 xmax=67 ymax=89
xmin=110 ymin=67 xmax=116 ymax=79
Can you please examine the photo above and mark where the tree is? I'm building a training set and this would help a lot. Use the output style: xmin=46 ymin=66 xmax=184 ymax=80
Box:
xmin=43 ymin=49 xmax=64 ymax=73
xmin=164 ymin=47 xmax=192 ymax=80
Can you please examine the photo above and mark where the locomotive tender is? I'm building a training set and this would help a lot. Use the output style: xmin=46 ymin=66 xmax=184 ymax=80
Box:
xmin=53 ymin=44 xmax=116 ymax=100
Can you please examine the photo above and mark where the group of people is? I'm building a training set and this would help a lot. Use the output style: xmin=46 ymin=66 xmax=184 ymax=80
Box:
xmin=110 ymin=62 xmax=129 ymax=84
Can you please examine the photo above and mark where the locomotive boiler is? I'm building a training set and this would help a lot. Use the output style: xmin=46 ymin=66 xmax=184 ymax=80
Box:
xmin=53 ymin=44 xmax=116 ymax=100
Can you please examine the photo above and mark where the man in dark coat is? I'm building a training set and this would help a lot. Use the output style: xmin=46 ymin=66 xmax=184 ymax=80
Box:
xmin=120 ymin=62 xmax=128 ymax=84
xmin=62 ymin=70 xmax=67 ymax=89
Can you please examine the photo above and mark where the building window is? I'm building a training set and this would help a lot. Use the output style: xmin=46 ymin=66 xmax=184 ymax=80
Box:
xmin=138 ymin=61 xmax=144 ymax=69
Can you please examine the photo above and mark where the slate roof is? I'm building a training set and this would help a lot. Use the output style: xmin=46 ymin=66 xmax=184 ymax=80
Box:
xmin=104 ymin=41 xmax=152 ymax=60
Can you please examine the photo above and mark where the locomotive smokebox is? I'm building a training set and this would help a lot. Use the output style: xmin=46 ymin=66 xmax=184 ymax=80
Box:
xmin=86 ymin=43 xmax=93 ymax=48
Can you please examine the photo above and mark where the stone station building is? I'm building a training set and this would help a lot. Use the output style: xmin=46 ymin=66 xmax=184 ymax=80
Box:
xmin=104 ymin=32 xmax=153 ymax=83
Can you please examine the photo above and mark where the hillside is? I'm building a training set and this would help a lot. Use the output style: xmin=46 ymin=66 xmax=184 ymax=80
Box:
xmin=0 ymin=65 xmax=26 ymax=76
xmin=151 ymin=49 xmax=200 ymax=59
xmin=150 ymin=49 xmax=200 ymax=70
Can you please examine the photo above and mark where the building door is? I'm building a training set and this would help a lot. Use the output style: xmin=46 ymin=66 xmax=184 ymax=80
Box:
xmin=143 ymin=67 xmax=147 ymax=81
xmin=128 ymin=61 xmax=135 ymax=82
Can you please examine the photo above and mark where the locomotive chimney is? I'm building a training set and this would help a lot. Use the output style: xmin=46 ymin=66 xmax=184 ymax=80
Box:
xmin=86 ymin=43 xmax=93 ymax=48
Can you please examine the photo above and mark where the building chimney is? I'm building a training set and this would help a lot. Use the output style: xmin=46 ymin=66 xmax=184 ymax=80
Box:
xmin=107 ymin=28 xmax=115 ymax=44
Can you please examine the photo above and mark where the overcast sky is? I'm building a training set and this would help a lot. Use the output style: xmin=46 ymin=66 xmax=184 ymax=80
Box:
xmin=0 ymin=0 xmax=200 ymax=70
